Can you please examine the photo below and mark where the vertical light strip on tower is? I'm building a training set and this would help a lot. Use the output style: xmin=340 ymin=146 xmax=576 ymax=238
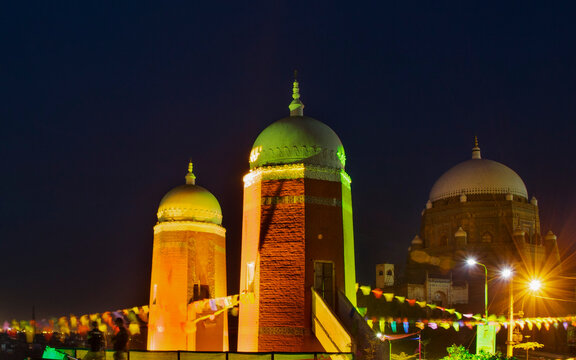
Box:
xmin=238 ymin=169 xmax=262 ymax=351
xmin=341 ymin=170 xmax=357 ymax=307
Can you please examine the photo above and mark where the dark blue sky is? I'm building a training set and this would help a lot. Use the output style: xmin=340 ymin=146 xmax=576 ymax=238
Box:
xmin=2 ymin=1 xmax=576 ymax=321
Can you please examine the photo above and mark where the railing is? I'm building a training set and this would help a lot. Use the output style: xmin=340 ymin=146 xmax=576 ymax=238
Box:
xmin=56 ymin=348 xmax=354 ymax=360
xmin=311 ymin=287 xmax=353 ymax=354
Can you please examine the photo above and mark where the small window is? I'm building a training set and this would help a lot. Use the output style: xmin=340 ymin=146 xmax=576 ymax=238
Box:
xmin=433 ymin=291 xmax=447 ymax=306
xmin=191 ymin=284 xmax=210 ymax=302
xmin=314 ymin=261 xmax=334 ymax=307
xmin=440 ymin=235 xmax=448 ymax=246
xmin=386 ymin=270 xmax=393 ymax=276
xmin=379 ymin=270 xmax=384 ymax=276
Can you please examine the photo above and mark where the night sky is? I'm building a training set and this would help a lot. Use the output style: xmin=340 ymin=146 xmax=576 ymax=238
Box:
xmin=2 ymin=2 xmax=576 ymax=322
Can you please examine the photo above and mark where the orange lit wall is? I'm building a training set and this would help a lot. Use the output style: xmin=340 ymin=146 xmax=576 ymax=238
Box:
xmin=148 ymin=222 xmax=227 ymax=351
xmin=238 ymin=176 xmax=261 ymax=351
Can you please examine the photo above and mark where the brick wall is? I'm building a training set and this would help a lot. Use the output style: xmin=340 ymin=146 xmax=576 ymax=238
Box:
xmin=259 ymin=179 xmax=306 ymax=350
xmin=255 ymin=178 xmax=344 ymax=352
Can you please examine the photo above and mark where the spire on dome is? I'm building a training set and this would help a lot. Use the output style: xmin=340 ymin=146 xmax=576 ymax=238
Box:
xmin=288 ymin=70 xmax=304 ymax=116
xmin=472 ymin=136 xmax=481 ymax=159
xmin=185 ymin=160 xmax=196 ymax=185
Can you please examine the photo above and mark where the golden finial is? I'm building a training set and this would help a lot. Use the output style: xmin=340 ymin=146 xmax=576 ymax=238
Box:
xmin=472 ymin=136 xmax=481 ymax=159
xmin=185 ymin=160 xmax=196 ymax=185
xmin=289 ymin=70 xmax=304 ymax=116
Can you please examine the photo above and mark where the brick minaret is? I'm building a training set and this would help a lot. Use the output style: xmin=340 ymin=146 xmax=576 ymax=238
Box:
xmin=148 ymin=163 xmax=227 ymax=351
xmin=238 ymin=79 xmax=356 ymax=352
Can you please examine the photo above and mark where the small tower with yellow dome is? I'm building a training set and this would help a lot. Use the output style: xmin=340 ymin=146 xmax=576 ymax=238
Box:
xmin=147 ymin=162 xmax=227 ymax=351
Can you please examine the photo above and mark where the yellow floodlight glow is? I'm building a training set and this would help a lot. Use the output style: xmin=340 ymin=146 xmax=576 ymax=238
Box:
xmin=529 ymin=279 xmax=542 ymax=292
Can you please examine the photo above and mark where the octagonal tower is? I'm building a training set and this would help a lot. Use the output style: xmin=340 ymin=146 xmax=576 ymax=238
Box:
xmin=238 ymin=78 xmax=356 ymax=352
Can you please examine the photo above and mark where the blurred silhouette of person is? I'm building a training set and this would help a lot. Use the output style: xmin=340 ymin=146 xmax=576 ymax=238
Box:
xmin=48 ymin=332 xmax=64 ymax=348
xmin=112 ymin=318 xmax=128 ymax=360
xmin=30 ymin=333 xmax=47 ymax=360
xmin=84 ymin=322 xmax=105 ymax=360
xmin=14 ymin=332 xmax=28 ymax=360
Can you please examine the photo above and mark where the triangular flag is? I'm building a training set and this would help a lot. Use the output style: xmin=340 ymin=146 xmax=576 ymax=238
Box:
xmin=384 ymin=293 xmax=395 ymax=302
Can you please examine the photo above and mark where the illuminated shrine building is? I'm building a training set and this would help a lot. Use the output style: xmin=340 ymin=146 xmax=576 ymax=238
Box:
xmin=147 ymin=163 xmax=227 ymax=351
xmin=404 ymin=140 xmax=561 ymax=314
xmin=238 ymin=80 xmax=356 ymax=351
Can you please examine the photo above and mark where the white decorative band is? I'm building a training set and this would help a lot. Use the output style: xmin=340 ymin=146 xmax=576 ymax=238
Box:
xmin=431 ymin=187 xmax=527 ymax=202
xmin=259 ymin=326 xmax=305 ymax=336
xmin=154 ymin=221 xmax=226 ymax=237
xmin=244 ymin=164 xmax=351 ymax=187
xmin=250 ymin=145 xmax=344 ymax=170
xmin=261 ymin=195 xmax=342 ymax=207
xmin=157 ymin=207 xmax=223 ymax=224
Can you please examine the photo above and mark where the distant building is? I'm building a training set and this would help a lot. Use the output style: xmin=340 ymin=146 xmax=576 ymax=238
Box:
xmin=403 ymin=139 xmax=561 ymax=314
xmin=375 ymin=263 xmax=395 ymax=289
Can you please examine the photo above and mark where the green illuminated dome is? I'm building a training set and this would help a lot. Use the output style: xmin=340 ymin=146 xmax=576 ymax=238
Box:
xmin=249 ymin=79 xmax=346 ymax=170
xmin=429 ymin=141 xmax=528 ymax=202
xmin=157 ymin=163 xmax=222 ymax=225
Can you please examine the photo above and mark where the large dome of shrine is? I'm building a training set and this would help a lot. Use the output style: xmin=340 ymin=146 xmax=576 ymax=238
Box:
xmin=429 ymin=143 xmax=528 ymax=202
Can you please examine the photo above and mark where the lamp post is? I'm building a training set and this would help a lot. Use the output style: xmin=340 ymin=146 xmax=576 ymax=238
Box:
xmin=501 ymin=269 xmax=545 ymax=358
xmin=466 ymin=258 xmax=488 ymax=322
xmin=501 ymin=268 xmax=514 ymax=358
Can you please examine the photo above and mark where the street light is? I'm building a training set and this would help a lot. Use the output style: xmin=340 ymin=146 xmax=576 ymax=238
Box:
xmin=466 ymin=258 xmax=488 ymax=322
xmin=501 ymin=268 xmax=544 ymax=358
xmin=501 ymin=268 xmax=513 ymax=279
xmin=529 ymin=279 xmax=542 ymax=292
xmin=501 ymin=267 xmax=515 ymax=358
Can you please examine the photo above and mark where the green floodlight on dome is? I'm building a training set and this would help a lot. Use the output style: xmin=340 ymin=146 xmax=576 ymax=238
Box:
xmin=337 ymin=145 xmax=346 ymax=167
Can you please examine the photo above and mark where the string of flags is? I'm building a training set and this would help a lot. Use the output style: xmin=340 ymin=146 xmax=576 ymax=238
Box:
xmin=0 ymin=292 xmax=256 ymax=338
xmin=1 ymin=306 xmax=150 ymax=341
xmin=355 ymin=284 xmax=576 ymax=333
xmin=3 ymin=285 xmax=575 ymax=338
xmin=180 ymin=293 xmax=254 ymax=334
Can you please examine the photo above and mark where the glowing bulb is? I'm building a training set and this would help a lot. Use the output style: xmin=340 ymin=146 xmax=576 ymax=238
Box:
xmin=466 ymin=258 xmax=477 ymax=266
xmin=501 ymin=268 xmax=513 ymax=279
xmin=529 ymin=279 xmax=542 ymax=292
